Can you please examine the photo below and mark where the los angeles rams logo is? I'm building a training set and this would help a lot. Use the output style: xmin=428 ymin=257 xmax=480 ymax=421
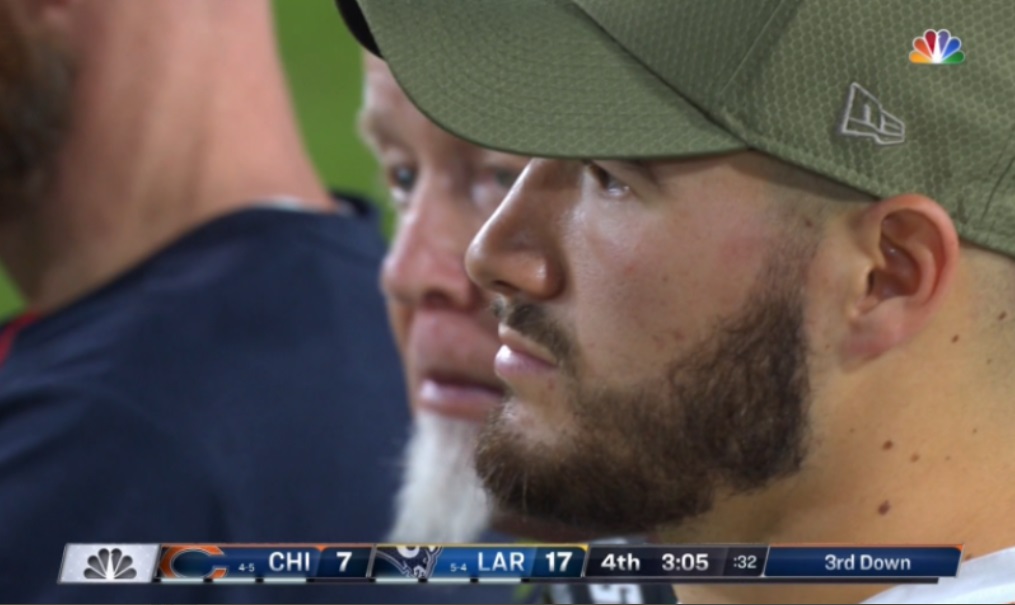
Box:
xmin=374 ymin=545 xmax=443 ymax=580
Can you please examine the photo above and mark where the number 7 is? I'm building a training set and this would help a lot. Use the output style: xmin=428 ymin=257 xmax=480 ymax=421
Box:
xmin=559 ymin=552 xmax=572 ymax=571
xmin=336 ymin=551 xmax=352 ymax=573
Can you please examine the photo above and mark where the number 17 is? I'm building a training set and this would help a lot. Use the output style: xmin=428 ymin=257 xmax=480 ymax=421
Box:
xmin=545 ymin=552 xmax=572 ymax=573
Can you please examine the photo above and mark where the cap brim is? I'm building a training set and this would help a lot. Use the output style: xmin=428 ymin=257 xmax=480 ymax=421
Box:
xmin=336 ymin=0 xmax=381 ymax=58
xmin=355 ymin=0 xmax=746 ymax=159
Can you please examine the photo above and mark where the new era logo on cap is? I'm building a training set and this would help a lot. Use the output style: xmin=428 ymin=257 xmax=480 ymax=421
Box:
xmin=837 ymin=83 xmax=906 ymax=146
xmin=346 ymin=0 xmax=1015 ymax=260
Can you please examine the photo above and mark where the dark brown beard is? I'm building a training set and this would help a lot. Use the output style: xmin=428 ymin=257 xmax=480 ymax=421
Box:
xmin=477 ymin=246 xmax=813 ymax=535
xmin=0 ymin=2 xmax=74 ymax=220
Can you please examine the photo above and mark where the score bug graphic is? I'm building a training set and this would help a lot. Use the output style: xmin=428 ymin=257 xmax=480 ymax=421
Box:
xmin=58 ymin=542 xmax=963 ymax=584
xmin=372 ymin=544 xmax=588 ymax=582
xmin=155 ymin=544 xmax=373 ymax=581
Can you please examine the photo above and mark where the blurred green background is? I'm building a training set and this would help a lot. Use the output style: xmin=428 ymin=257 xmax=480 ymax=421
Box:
xmin=0 ymin=0 xmax=381 ymax=319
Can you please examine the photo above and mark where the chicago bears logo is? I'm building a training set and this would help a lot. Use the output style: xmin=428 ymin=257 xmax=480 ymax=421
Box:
xmin=374 ymin=546 xmax=443 ymax=579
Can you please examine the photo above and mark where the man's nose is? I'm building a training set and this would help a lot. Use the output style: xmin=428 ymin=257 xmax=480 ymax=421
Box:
xmin=466 ymin=160 xmax=565 ymax=302
xmin=381 ymin=183 xmax=480 ymax=311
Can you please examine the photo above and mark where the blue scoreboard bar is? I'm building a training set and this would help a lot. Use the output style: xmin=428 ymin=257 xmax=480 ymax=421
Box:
xmin=56 ymin=543 xmax=963 ymax=584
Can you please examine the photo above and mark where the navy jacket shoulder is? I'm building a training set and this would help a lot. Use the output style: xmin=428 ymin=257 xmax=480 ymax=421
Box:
xmin=0 ymin=202 xmax=421 ymax=602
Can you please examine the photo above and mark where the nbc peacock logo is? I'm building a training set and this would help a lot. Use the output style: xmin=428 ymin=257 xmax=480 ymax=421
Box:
xmin=909 ymin=29 xmax=965 ymax=64
xmin=83 ymin=547 xmax=138 ymax=580
xmin=59 ymin=544 xmax=160 ymax=584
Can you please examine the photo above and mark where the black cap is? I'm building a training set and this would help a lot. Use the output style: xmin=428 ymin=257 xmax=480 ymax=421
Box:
xmin=335 ymin=0 xmax=381 ymax=58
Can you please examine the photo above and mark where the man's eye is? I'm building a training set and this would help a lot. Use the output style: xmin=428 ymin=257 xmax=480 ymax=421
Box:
xmin=387 ymin=165 xmax=417 ymax=195
xmin=384 ymin=165 xmax=417 ymax=212
xmin=492 ymin=167 xmax=520 ymax=190
xmin=585 ymin=162 xmax=630 ymax=196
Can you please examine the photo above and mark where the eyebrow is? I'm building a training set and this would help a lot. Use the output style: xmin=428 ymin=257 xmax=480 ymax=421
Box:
xmin=356 ymin=110 xmax=404 ymax=149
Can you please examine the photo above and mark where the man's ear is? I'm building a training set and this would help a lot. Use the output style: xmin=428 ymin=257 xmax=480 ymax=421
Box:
xmin=844 ymin=193 xmax=959 ymax=362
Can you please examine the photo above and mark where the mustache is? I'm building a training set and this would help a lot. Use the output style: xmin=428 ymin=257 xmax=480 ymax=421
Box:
xmin=491 ymin=299 xmax=573 ymax=363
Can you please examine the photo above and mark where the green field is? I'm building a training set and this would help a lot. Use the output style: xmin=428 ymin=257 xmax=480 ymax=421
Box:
xmin=0 ymin=0 xmax=381 ymax=319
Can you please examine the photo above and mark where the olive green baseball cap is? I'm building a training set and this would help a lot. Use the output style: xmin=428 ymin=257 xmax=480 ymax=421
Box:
xmin=341 ymin=0 xmax=1015 ymax=259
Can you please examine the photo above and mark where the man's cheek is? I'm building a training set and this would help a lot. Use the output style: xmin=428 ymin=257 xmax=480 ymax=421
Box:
xmin=385 ymin=302 xmax=411 ymax=357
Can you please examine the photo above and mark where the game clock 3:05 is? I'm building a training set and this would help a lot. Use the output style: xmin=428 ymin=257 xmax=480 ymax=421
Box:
xmin=662 ymin=552 xmax=710 ymax=572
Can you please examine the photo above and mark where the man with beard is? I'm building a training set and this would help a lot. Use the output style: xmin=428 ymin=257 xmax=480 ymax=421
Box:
xmin=341 ymin=1 xmax=1015 ymax=603
xmin=360 ymin=53 xmax=523 ymax=545
xmin=360 ymin=53 xmax=677 ymax=605
xmin=0 ymin=1 xmax=418 ymax=602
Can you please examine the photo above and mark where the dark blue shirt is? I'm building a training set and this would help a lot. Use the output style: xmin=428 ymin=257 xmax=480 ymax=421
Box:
xmin=0 ymin=200 xmax=514 ymax=603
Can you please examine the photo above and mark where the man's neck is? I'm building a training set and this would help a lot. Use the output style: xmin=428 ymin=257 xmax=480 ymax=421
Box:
xmin=0 ymin=2 xmax=333 ymax=313
xmin=663 ymin=375 xmax=1015 ymax=604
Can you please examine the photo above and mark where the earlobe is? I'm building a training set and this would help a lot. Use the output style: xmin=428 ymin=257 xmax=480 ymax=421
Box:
xmin=846 ymin=194 xmax=959 ymax=361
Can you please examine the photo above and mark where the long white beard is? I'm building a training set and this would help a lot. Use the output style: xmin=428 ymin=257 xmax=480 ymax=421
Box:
xmin=388 ymin=412 xmax=493 ymax=543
